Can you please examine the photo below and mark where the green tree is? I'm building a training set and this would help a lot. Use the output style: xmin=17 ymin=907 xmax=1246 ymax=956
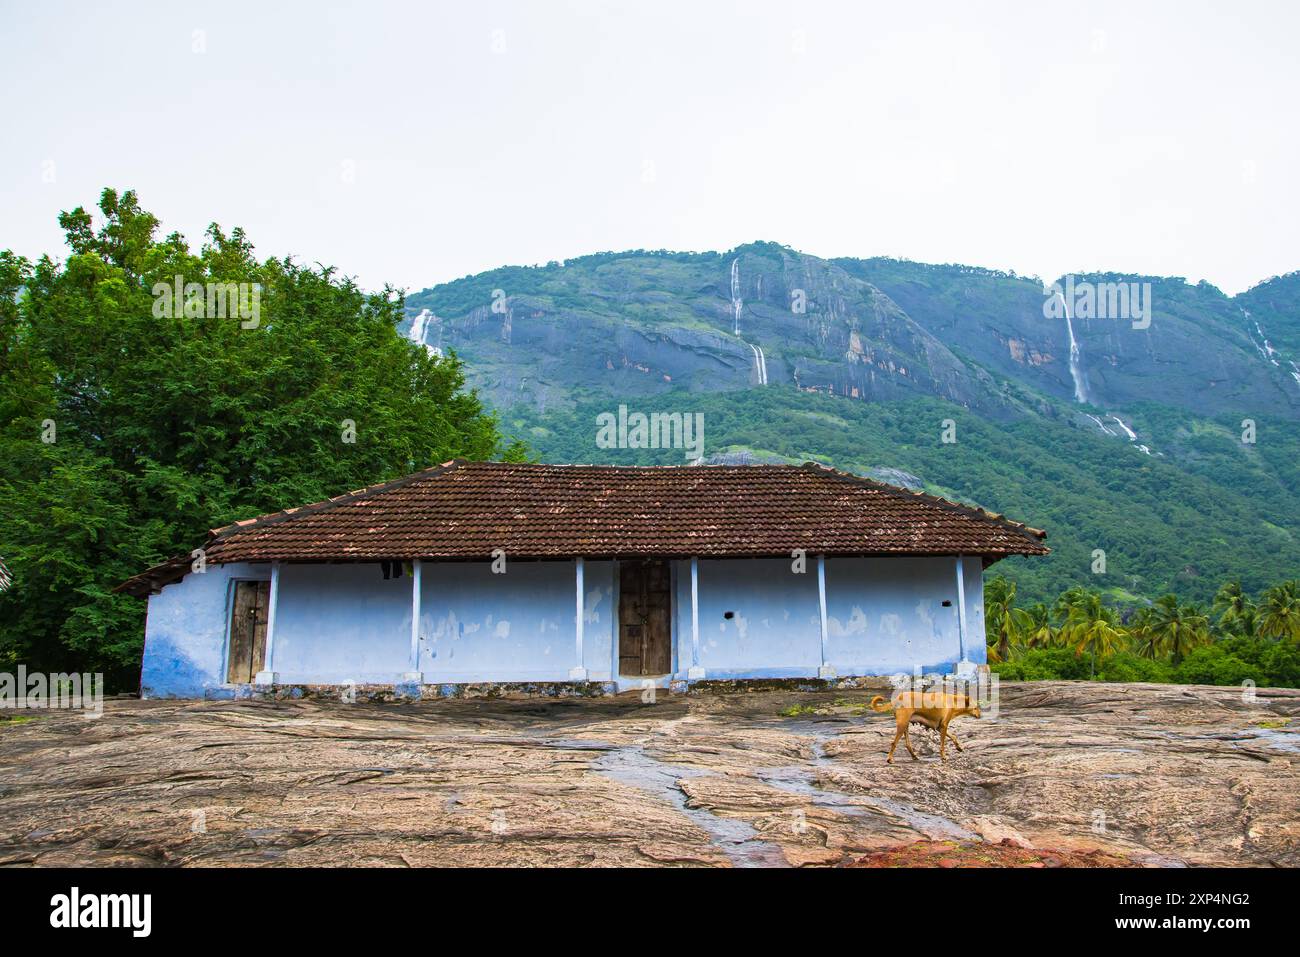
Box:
xmin=1059 ymin=591 xmax=1126 ymax=676
xmin=0 ymin=188 xmax=526 ymax=688
xmin=984 ymin=576 xmax=1031 ymax=663
xmin=1212 ymin=580 xmax=1255 ymax=636
xmin=1144 ymin=594 xmax=1211 ymax=664
xmin=1022 ymin=602 xmax=1055 ymax=649
xmin=1258 ymin=581 xmax=1300 ymax=641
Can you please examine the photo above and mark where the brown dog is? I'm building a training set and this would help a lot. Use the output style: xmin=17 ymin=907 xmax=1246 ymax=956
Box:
xmin=871 ymin=691 xmax=981 ymax=763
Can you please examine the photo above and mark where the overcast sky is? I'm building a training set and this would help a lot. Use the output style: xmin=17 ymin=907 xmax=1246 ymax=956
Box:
xmin=2 ymin=1 xmax=1296 ymax=295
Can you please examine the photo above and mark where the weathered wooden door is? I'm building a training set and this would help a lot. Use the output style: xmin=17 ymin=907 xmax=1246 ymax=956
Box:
xmin=227 ymin=580 xmax=270 ymax=683
xmin=619 ymin=560 xmax=672 ymax=676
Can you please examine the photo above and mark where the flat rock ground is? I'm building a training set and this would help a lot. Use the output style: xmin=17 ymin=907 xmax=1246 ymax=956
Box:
xmin=0 ymin=681 xmax=1296 ymax=867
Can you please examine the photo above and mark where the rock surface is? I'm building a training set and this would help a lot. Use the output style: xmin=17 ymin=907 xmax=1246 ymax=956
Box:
xmin=0 ymin=681 xmax=1296 ymax=867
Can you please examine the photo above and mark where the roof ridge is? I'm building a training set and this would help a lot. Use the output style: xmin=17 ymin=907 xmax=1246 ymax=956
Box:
xmin=799 ymin=461 xmax=1047 ymax=543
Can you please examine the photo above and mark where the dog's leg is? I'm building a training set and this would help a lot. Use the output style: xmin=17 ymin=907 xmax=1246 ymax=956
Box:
xmin=946 ymin=728 xmax=964 ymax=752
xmin=886 ymin=726 xmax=903 ymax=764
xmin=902 ymin=723 xmax=919 ymax=761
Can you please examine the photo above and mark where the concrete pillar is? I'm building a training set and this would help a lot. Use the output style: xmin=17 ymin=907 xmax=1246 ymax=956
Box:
xmin=404 ymin=560 xmax=423 ymax=682
xmin=569 ymin=557 xmax=588 ymax=679
xmin=817 ymin=554 xmax=835 ymax=678
xmin=255 ymin=562 xmax=281 ymax=685
xmin=687 ymin=557 xmax=704 ymax=679
xmin=955 ymin=554 xmax=969 ymax=665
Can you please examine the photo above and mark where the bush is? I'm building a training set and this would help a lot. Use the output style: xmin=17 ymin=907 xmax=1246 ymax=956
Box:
xmin=1174 ymin=648 xmax=1258 ymax=687
xmin=990 ymin=640 xmax=1299 ymax=688
xmin=1095 ymin=652 xmax=1175 ymax=684
xmin=1174 ymin=638 xmax=1300 ymax=688
xmin=991 ymin=648 xmax=1095 ymax=681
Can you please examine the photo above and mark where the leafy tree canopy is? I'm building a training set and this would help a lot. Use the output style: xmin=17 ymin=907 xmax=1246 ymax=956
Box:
xmin=0 ymin=188 xmax=525 ymax=688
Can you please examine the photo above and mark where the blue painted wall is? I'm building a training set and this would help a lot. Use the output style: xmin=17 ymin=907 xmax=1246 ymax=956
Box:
xmin=139 ymin=555 xmax=985 ymax=697
xmin=669 ymin=555 xmax=984 ymax=681
xmin=273 ymin=563 xmax=411 ymax=683
xmin=140 ymin=561 xmax=271 ymax=698
xmin=418 ymin=560 xmax=615 ymax=682
xmin=822 ymin=556 xmax=985 ymax=675
xmin=674 ymin=558 xmax=823 ymax=679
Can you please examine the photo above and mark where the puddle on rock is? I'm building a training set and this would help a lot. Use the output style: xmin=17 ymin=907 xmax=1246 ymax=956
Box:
xmin=1242 ymin=728 xmax=1300 ymax=753
xmin=591 ymin=746 xmax=788 ymax=867
xmin=758 ymin=740 xmax=977 ymax=842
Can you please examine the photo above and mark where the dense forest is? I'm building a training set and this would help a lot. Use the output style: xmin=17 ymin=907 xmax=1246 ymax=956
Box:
xmin=985 ymin=577 xmax=1300 ymax=687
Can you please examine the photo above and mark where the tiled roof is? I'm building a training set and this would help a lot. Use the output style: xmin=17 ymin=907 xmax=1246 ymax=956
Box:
xmin=120 ymin=460 xmax=1046 ymax=595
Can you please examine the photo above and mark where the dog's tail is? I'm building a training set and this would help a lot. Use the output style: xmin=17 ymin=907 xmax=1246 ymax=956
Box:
xmin=869 ymin=695 xmax=892 ymax=713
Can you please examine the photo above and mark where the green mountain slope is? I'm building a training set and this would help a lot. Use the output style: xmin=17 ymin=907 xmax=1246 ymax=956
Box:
xmin=403 ymin=243 xmax=1300 ymax=607
xmin=502 ymin=388 xmax=1299 ymax=606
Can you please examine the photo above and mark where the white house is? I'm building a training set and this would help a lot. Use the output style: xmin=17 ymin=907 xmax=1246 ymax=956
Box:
xmin=120 ymin=460 xmax=1048 ymax=698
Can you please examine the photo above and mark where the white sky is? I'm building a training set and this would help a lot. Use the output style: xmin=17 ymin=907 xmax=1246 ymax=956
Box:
xmin=2 ymin=0 xmax=1297 ymax=296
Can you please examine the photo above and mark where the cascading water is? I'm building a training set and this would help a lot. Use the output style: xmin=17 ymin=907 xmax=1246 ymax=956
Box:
xmin=730 ymin=258 xmax=742 ymax=335
xmin=1243 ymin=307 xmax=1299 ymax=386
xmin=1109 ymin=415 xmax=1137 ymax=441
xmin=1056 ymin=291 xmax=1089 ymax=404
xmin=406 ymin=308 xmax=442 ymax=356
xmin=1085 ymin=413 xmax=1115 ymax=436
xmin=749 ymin=343 xmax=768 ymax=385
xmin=730 ymin=258 xmax=767 ymax=385
xmin=1059 ymin=289 xmax=1154 ymax=454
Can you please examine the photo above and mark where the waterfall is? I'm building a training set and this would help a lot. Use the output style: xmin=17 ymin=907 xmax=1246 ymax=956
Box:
xmin=406 ymin=309 xmax=442 ymax=356
xmin=730 ymin=258 xmax=742 ymax=335
xmin=1109 ymin=415 xmax=1137 ymax=441
xmin=1085 ymin=411 xmax=1151 ymax=455
xmin=1085 ymin=413 xmax=1115 ymax=436
xmin=1056 ymin=291 xmax=1089 ymax=404
xmin=729 ymin=257 xmax=767 ymax=385
xmin=749 ymin=343 xmax=768 ymax=385
xmin=1242 ymin=307 xmax=1300 ymax=387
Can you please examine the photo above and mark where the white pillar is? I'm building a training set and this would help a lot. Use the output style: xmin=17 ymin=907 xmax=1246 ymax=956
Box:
xmin=817 ymin=554 xmax=834 ymax=678
xmin=569 ymin=557 xmax=588 ymax=679
xmin=687 ymin=557 xmax=704 ymax=679
xmin=404 ymin=560 xmax=423 ymax=682
xmin=255 ymin=562 xmax=281 ymax=685
xmin=955 ymin=554 xmax=970 ymax=665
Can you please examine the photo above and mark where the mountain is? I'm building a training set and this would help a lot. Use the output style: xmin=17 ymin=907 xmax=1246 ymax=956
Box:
xmin=401 ymin=243 xmax=1300 ymax=606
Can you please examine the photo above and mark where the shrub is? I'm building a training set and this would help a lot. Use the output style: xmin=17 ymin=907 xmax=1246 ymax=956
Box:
xmin=1095 ymin=652 xmax=1175 ymax=684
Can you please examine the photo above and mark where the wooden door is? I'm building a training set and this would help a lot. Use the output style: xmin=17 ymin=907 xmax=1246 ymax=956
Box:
xmin=227 ymin=580 xmax=270 ymax=683
xmin=619 ymin=560 xmax=672 ymax=676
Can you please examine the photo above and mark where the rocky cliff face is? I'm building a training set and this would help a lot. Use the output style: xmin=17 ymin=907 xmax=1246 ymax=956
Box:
xmin=406 ymin=244 xmax=1019 ymax=417
xmin=405 ymin=243 xmax=1300 ymax=424
xmin=839 ymin=259 xmax=1300 ymax=418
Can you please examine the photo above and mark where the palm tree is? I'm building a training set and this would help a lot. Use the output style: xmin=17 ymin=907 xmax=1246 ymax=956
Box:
xmin=1022 ymin=603 xmax=1055 ymax=649
xmin=1145 ymin=594 xmax=1210 ymax=664
xmin=1212 ymin=581 xmax=1255 ymax=636
xmin=1259 ymin=581 xmax=1300 ymax=641
xmin=1061 ymin=592 xmax=1126 ymax=675
xmin=984 ymin=577 xmax=1031 ymax=663
xmin=1129 ymin=606 xmax=1162 ymax=659
xmin=1052 ymin=586 xmax=1090 ymax=636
